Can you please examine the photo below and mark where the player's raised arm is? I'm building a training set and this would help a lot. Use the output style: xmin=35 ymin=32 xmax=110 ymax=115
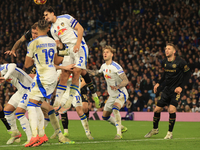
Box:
xmin=73 ymin=23 xmax=84 ymax=53
xmin=4 ymin=22 xmax=38 ymax=57
xmin=4 ymin=35 xmax=26 ymax=57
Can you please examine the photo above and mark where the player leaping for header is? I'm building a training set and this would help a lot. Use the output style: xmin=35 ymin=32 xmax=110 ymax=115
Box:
xmin=87 ymin=46 xmax=128 ymax=139
xmin=43 ymin=6 xmax=100 ymax=113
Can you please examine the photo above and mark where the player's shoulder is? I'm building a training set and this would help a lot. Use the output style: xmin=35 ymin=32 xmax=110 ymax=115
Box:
xmin=111 ymin=61 xmax=122 ymax=70
xmin=57 ymin=14 xmax=72 ymax=20
xmin=27 ymin=36 xmax=40 ymax=47
xmin=175 ymin=56 xmax=186 ymax=63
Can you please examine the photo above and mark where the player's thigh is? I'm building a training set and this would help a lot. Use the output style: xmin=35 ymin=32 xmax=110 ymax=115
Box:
xmin=157 ymin=91 xmax=170 ymax=107
xmin=114 ymin=90 xmax=129 ymax=109
xmin=17 ymin=91 xmax=30 ymax=110
xmin=74 ymin=45 xmax=88 ymax=70
xmin=72 ymin=94 xmax=82 ymax=108
xmin=169 ymin=93 xmax=180 ymax=108
xmin=7 ymin=92 xmax=21 ymax=109
xmin=104 ymin=97 xmax=116 ymax=112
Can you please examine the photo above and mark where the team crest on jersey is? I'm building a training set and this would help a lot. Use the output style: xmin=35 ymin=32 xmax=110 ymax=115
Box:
xmin=61 ymin=22 xmax=64 ymax=26
xmin=109 ymin=69 xmax=111 ymax=73
xmin=172 ymin=64 xmax=176 ymax=68
xmin=104 ymin=74 xmax=111 ymax=79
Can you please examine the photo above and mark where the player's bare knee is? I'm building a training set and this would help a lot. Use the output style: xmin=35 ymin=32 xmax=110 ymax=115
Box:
xmin=154 ymin=106 xmax=162 ymax=113
xmin=81 ymin=69 xmax=87 ymax=76
xmin=76 ymin=106 xmax=83 ymax=116
xmin=168 ymin=108 xmax=176 ymax=114
xmin=15 ymin=107 xmax=26 ymax=113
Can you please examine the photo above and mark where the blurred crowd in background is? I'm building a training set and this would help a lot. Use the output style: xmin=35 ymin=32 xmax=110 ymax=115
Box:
xmin=0 ymin=0 xmax=200 ymax=113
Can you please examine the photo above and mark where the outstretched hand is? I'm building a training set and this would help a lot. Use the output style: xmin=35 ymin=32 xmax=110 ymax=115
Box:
xmin=73 ymin=45 xmax=80 ymax=53
xmin=174 ymin=87 xmax=182 ymax=94
xmin=62 ymin=64 xmax=75 ymax=71
xmin=4 ymin=50 xmax=16 ymax=57
xmin=110 ymin=85 xmax=119 ymax=91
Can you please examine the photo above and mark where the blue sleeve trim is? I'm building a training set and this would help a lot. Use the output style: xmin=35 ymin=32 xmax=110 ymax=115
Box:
xmin=57 ymin=14 xmax=71 ymax=19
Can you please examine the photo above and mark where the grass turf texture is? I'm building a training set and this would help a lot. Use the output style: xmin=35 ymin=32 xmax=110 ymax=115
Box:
xmin=0 ymin=119 xmax=199 ymax=150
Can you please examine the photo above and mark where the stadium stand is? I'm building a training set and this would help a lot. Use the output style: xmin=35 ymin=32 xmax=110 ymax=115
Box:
xmin=0 ymin=0 xmax=200 ymax=113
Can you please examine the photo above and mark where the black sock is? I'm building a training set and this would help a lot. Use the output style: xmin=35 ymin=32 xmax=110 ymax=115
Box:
xmin=1 ymin=118 xmax=11 ymax=130
xmin=153 ymin=112 xmax=160 ymax=129
xmin=61 ymin=112 xmax=69 ymax=129
xmin=169 ymin=113 xmax=176 ymax=132
xmin=85 ymin=110 xmax=89 ymax=121
xmin=82 ymin=73 xmax=96 ymax=94
xmin=0 ymin=111 xmax=11 ymax=130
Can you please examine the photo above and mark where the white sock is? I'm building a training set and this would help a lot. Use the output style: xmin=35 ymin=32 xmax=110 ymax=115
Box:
xmin=113 ymin=108 xmax=121 ymax=135
xmin=54 ymin=85 xmax=67 ymax=107
xmin=36 ymin=107 xmax=45 ymax=137
xmin=16 ymin=112 xmax=32 ymax=141
xmin=48 ymin=110 xmax=63 ymax=138
xmin=27 ymin=105 xmax=38 ymax=137
xmin=80 ymin=114 xmax=90 ymax=135
xmin=44 ymin=118 xmax=50 ymax=128
xmin=106 ymin=116 xmax=124 ymax=129
xmin=64 ymin=84 xmax=79 ymax=109
xmin=4 ymin=111 xmax=18 ymax=131
xmin=92 ymin=93 xmax=98 ymax=98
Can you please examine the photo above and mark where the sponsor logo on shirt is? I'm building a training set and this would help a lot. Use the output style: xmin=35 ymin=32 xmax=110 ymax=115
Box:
xmin=6 ymin=78 xmax=12 ymax=82
xmin=104 ymin=74 xmax=111 ymax=79
xmin=58 ymin=28 xmax=67 ymax=36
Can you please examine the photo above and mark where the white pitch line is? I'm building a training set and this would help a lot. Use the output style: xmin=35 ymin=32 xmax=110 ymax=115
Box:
xmin=0 ymin=137 xmax=199 ymax=148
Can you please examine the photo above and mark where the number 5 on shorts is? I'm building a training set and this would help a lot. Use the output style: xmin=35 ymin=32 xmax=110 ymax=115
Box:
xmin=77 ymin=56 xmax=83 ymax=66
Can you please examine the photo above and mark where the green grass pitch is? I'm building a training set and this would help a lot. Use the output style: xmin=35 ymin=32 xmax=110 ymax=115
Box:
xmin=0 ymin=119 xmax=199 ymax=150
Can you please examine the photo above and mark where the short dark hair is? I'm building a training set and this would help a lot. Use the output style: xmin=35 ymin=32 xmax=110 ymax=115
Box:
xmin=38 ymin=20 xmax=49 ymax=31
xmin=166 ymin=43 xmax=177 ymax=51
xmin=42 ymin=6 xmax=55 ymax=14
xmin=31 ymin=22 xmax=38 ymax=30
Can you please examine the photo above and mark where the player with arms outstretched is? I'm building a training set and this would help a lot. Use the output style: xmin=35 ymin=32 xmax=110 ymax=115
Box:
xmin=87 ymin=45 xmax=128 ymax=139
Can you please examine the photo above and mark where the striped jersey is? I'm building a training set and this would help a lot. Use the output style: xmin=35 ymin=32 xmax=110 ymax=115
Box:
xmin=0 ymin=63 xmax=33 ymax=92
xmin=99 ymin=61 xmax=127 ymax=97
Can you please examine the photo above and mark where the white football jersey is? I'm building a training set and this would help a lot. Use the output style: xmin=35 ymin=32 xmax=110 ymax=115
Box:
xmin=0 ymin=63 xmax=33 ymax=92
xmin=27 ymin=35 xmax=57 ymax=84
xmin=50 ymin=14 xmax=86 ymax=49
xmin=99 ymin=61 xmax=128 ymax=97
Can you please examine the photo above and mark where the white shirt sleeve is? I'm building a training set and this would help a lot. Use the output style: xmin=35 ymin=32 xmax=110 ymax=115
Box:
xmin=99 ymin=65 xmax=104 ymax=73
xmin=117 ymin=68 xmax=124 ymax=76
xmin=4 ymin=63 xmax=17 ymax=80
xmin=60 ymin=14 xmax=78 ymax=29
